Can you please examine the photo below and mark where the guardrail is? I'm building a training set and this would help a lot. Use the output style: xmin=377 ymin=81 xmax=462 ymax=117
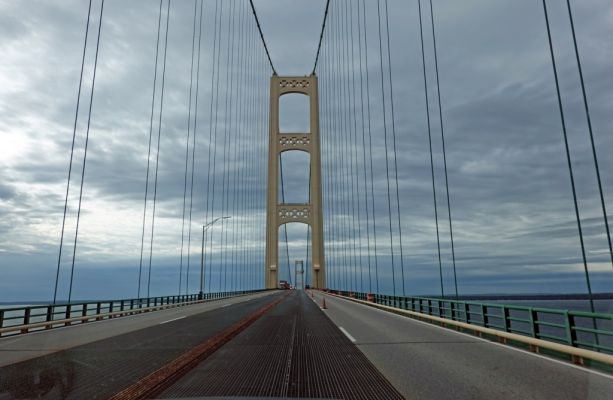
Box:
xmin=325 ymin=290 xmax=613 ymax=355
xmin=0 ymin=289 xmax=268 ymax=336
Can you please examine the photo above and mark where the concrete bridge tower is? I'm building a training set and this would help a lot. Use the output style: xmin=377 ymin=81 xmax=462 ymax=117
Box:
xmin=265 ymin=74 xmax=325 ymax=289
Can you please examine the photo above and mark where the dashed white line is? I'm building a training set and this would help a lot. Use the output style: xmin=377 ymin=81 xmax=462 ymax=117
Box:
xmin=339 ymin=326 xmax=356 ymax=343
xmin=159 ymin=316 xmax=186 ymax=325
xmin=221 ymin=303 xmax=231 ymax=308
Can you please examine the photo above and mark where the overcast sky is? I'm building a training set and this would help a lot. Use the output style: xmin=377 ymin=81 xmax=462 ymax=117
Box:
xmin=1 ymin=0 xmax=612 ymax=302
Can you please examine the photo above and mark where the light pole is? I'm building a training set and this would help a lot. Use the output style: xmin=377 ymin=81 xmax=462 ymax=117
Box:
xmin=200 ymin=216 xmax=231 ymax=299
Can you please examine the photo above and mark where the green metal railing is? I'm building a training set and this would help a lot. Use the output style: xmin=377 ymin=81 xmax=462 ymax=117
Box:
xmin=0 ymin=289 xmax=267 ymax=335
xmin=328 ymin=290 xmax=613 ymax=354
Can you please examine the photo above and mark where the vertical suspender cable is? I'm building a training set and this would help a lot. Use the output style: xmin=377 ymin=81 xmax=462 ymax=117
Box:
xmin=147 ymin=0 xmax=171 ymax=298
xmin=363 ymin=0 xmax=380 ymax=294
xmin=54 ymin=0 xmax=93 ymax=304
xmin=188 ymin=0 xmax=205 ymax=294
xmin=179 ymin=0 xmax=199 ymax=295
xmin=227 ymin=0 xmax=242 ymax=290
xmin=230 ymin=1 xmax=246 ymax=290
xmin=418 ymin=0 xmax=444 ymax=298
xmin=219 ymin=0 xmax=234 ymax=291
xmin=349 ymin=0 xmax=365 ymax=293
xmin=542 ymin=0 xmax=594 ymax=312
xmin=205 ymin=0 xmax=221 ymax=294
xmin=235 ymin=3 xmax=251 ymax=290
xmin=565 ymin=0 xmax=613 ymax=270
xmin=356 ymin=0 xmax=372 ymax=294
xmin=138 ymin=0 xmax=163 ymax=299
xmin=429 ymin=0 xmax=459 ymax=299
xmin=342 ymin=0 xmax=357 ymax=293
xmin=243 ymin=19 xmax=256 ymax=289
xmin=336 ymin=0 xmax=349 ymax=291
xmin=279 ymin=158 xmax=293 ymax=285
xmin=341 ymin=0 xmax=354 ymax=291
xmin=383 ymin=0 xmax=406 ymax=296
xmin=67 ymin=0 xmax=105 ymax=303
xmin=376 ymin=0 xmax=397 ymax=296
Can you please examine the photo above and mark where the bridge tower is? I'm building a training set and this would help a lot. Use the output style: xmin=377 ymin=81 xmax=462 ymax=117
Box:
xmin=265 ymin=74 xmax=325 ymax=289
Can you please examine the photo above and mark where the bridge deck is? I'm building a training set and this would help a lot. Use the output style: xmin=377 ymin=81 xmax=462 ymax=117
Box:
xmin=1 ymin=290 xmax=612 ymax=399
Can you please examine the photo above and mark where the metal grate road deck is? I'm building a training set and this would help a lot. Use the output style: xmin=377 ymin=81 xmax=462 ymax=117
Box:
xmin=160 ymin=291 xmax=404 ymax=399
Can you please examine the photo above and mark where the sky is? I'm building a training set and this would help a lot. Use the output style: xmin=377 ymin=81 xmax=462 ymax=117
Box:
xmin=1 ymin=0 xmax=613 ymax=302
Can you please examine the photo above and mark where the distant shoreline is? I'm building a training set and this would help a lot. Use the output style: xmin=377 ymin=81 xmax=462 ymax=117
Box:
xmin=2 ymin=292 xmax=613 ymax=306
xmin=454 ymin=293 xmax=613 ymax=301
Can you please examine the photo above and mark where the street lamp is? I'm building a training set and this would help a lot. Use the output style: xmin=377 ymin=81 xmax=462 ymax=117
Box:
xmin=200 ymin=216 xmax=231 ymax=299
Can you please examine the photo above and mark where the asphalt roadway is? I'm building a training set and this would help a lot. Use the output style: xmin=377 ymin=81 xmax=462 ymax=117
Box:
xmin=311 ymin=291 xmax=613 ymax=400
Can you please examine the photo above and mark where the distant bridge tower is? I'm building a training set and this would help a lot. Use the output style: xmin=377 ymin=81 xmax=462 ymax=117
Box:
xmin=265 ymin=74 xmax=325 ymax=289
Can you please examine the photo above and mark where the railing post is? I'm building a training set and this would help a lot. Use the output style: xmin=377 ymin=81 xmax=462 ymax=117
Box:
xmin=566 ymin=312 xmax=577 ymax=347
xmin=529 ymin=309 xmax=539 ymax=338
xmin=464 ymin=303 xmax=470 ymax=324
xmin=23 ymin=307 xmax=31 ymax=326
xmin=0 ymin=309 xmax=4 ymax=328
xmin=63 ymin=305 xmax=71 ymax=326
xmin=502 ymin=306 xmax=510 ymax=332
xmin=482 ymin=304 xmax=488 ymax=327
xmin=46 ymin=305 xmax=53 ymax=323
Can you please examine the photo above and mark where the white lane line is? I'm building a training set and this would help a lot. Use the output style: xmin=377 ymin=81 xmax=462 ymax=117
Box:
xmin=329 ymin=296 xmax=613 ymax=380
xmin=339 ymin=326 xmax=356 ymax=343
xmin=221 ymin=303 xmax=231 ymax=308
xmin=159 ymin=316 xmax=186 ymax=325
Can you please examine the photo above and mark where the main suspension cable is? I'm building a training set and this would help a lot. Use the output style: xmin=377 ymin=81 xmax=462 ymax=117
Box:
xmin=248 ymin=0 xmax=277 ymax=75
xmin=312 ymin=0 xmax=331 ymax=74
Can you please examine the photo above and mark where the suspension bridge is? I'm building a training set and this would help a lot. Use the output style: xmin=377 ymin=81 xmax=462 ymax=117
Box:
xmin=1 ymin=0 xmax=613 ymax=398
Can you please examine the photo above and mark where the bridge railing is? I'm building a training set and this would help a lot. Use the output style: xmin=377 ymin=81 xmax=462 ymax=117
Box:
xmin=328 ymin=290 xmax=613 ymax=354
xmin=0 ymin=289 xmax=267 ymax=336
